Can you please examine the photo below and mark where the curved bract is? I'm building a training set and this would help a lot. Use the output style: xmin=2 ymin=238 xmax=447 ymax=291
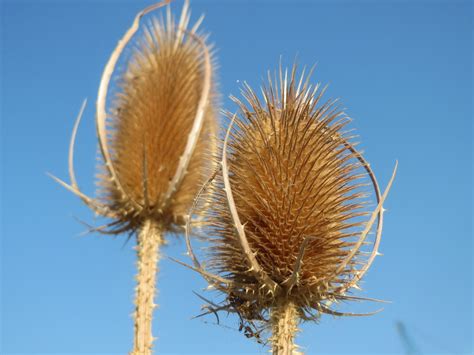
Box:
xmin=185 ymin=64 xmax=396 ymax=348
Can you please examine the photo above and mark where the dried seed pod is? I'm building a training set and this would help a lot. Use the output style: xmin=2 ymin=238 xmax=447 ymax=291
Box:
xmin=51 ymin=1 xmax=217 ymax=354
xmin=184 ymin=64 xmax=396 ymax=354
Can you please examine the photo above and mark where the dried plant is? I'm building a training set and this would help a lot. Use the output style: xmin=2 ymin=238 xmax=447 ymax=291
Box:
xmin=181 ymin=64 xmax=397 ymax=354
xmin=50 ymin=1 xmax=217 ymax=353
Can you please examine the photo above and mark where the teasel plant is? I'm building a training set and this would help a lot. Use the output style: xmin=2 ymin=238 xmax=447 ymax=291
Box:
xmin=178 ymin=64 xmax=397 ymax=354
xmin=49 ymin=1 xmax=218 ymax=353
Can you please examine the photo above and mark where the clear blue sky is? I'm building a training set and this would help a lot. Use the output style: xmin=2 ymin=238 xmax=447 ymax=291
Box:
xmin=1 ymin=0 xmax=472 ymax=354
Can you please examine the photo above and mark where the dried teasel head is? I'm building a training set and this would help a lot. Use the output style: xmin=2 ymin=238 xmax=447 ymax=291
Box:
xmin=52 ymin=0 xmax=218 ymax=236
xmin=51 ymin=1 xmax=218 ymax=353
xmin=183 ymin=64 xmax=396 ymax=351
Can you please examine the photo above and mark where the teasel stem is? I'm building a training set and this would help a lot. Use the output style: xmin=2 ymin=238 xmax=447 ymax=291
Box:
xmin=271 ymin=301 xmax=301 ymax=355
xmin=132 ymin=219 xmax=163 ymax=355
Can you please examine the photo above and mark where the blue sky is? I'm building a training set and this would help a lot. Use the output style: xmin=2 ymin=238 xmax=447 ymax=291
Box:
xmin=1 ymin=0 xmax=472 ymax=354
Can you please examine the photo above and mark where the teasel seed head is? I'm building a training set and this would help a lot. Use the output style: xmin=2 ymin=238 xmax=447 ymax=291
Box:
xmin=51 ymin=1 xmax=219 ymax=353
xmin=183 ymin=63 xmax=397 ymax=349
xmin=51 ymin=0 xmax=218 ymax=236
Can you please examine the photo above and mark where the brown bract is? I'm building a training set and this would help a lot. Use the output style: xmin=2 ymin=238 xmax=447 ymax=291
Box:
xmin=184 ymin=64 xmax=396 ymax=338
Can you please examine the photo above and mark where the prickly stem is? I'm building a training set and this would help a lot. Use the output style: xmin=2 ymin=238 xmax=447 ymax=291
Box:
xmin=131 ymin=219 xmax=163 ymax=355
xmin=271 ymin=301 xmax=301 ymax=355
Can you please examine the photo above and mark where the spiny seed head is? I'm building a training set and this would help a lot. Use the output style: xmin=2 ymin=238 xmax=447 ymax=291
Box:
xmin=96 ymin=2 xmax=218 ymax=234
xmin=190 ymin=64 xmax=391 ymax=330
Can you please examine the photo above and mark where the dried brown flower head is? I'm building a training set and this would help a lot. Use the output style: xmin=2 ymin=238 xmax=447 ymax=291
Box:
xmin=51 ymin=0 xmax=219 ymax=236
xmin=54 ymin=1 xmax=217 ymax=236
xmin=51 ymin=1 xmax=218 ymax=353
xmin=184 ymin=64 xmax=396 ymax=353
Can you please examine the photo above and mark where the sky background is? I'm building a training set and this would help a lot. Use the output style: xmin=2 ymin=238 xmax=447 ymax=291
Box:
xmin=1 ymin=0 xmax=472 ymax=354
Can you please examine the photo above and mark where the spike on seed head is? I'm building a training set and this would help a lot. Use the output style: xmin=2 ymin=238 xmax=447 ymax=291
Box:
xmin=186 ymin=62 xmax=396 ymax=344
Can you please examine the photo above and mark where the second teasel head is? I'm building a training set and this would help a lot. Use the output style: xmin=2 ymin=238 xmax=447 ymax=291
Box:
xmin=55 ymin=0 xmax=218 ymax=236
xmin=185 ymin=64 xmax=396 ymax=349
xmin=51 ymin=2 xmax=219 ymax=352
